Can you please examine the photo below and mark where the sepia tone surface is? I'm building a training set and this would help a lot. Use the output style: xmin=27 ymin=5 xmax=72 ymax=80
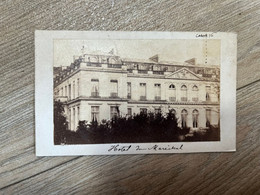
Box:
xmin=1 ymin=0 xmax=260 ymax=194
xmin=53 ymin=39 xmax=220 ymax=144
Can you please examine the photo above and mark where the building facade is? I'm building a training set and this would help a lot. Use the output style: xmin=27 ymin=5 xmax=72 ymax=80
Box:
xmin=54 ymin=53 xmax=220 ymax=132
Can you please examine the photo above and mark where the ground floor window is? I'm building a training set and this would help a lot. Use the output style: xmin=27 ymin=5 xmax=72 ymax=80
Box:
xmin=91 ymin=106 xmax=99 ymax=121
xmin=140 ymin=108 xmax=147 ymax=114
xmin=127 ymin=108 xmax=132 ymax=116
xmin=181 ymin=109 xmax=188 ymax=128
xmin=192 ymin=109 xmax=199 ymax=128
xmin=110 ymin=106 xmax=119 ymax=119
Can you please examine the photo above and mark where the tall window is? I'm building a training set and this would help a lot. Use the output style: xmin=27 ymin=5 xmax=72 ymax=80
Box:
xmin=65 ymin=86 xmax=67 ymax=97
xmin=68 ymin=108 xmax=71 ymax=129
xmin=192 ymin=109 xmax=199 ymax=128
xmin=91 ymin=79 xmax=99 ymax=97
xmin=140 ymin=83 xmax=146 ymax=100
xmin=127 ymin=108 xmax=132 ymax=116
xmin=192 ymin=85 xmax=199 ymax=102
xmin=73 ymin=81 xmax=75 ymax=99
xmin=206 ymin=109 xmax=211 ymax=127
xmin=73 ymin=107 xmax=75 ymax=130
xmin=110 ymin=106 xmax=119 ymax=119
xmin=110 ymin=80 xmax=118 ymax=97
xmin=127 ymin=82 xmax=131 ymax=99
xmin=77 ymin=78 xmax=80 ymax=97
xmin=154 ymin=84 xmax=161 ymax=100
xmin=169 ymin=84 xmax=176 ymax=101
xmin=77 ymin=106 xmax=80 ymax=123
xmin=140 ymin=108 xmax=147 ymax=114
xmin=181 ymin=109 xmax=188 ymax=128
xmin=181 ymin=85 xmax=187 ymax=101
xmin=68 ymin=84 xmax=71 ymax=100
xmin=91 ymin=106 xmax=99 ymax=121
xmin=154 ymin=108 xmax=161 ymax=114
xmin=206 ymin=86 xmax=211 ymax=101
xmin=60 ymin=87 xmax=63 ymax=96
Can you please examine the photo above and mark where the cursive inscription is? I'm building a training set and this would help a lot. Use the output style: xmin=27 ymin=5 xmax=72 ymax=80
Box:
xmin=108 ymin=144 xmax=131 ymax=152
xmin=108 ymin=144 xmax=183 ymax=152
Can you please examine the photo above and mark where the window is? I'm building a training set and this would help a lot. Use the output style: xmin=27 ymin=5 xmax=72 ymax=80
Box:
xmin=192 ymin=109 xmax=199 ymax=128
xmin=77 ymin=78 xmax=80 ymax=97
xmin=127 ymin=108 xmax=132 ymax=116
xmin=73 ymin=81 xmax=75 ymax=99
xmin=91 ymin=106 xmax=99 ymax=122
xmin=169 ymin=84 xmax=176 ymax=101
xmin=91 ymin=79 xmax=99 ymax=97
xmin=154 ymin=108 xmax=161 ymax=114
xmin=68 ymin=84 xmax=71 ymax=100
xmin=181 ymin=109 xmax=188 ymax=128
xmin=140 ymin=108 xmax=147 ymax=114
xmin=72 ymin=107 xmax=75 ymax=130
xmin=127 ymin=82 xmax=131 ymax=99
xmin=77 ymin=106 xmax=80 ymax=122
xmin=140 ymin=83 xmax=146 ymax=100
xmin=206 ymin=109 xmax=211 ymax=127
xmin=192 ymin=85 xmax=199 ymax=102
xmin=110 ymin=106 xmax=119 ymax=119
xmin=61 ymin=87 xmax=63 ymax=96
xmin=181 ymin=85 xmax=187 ymax=101
xmin=110 ymin=80 xmax=118 ymax=97
xmin=206 ymin=86 xmax=211 ymax=101
xmin=65 ymin=86 xmax=67 ymax=96
xmin=154 ymin=84 xmax=161 ymax=100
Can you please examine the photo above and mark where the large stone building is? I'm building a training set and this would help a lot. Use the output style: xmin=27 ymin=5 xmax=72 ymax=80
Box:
xmin=54 ymin=52 xmax=220 ymax=132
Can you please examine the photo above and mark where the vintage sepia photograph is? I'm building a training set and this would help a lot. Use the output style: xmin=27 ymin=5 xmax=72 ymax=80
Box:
xmin=35 ymin=31 xmax=236 ymax=155
xmin=53 ymin=39 xmax=220 ymax=145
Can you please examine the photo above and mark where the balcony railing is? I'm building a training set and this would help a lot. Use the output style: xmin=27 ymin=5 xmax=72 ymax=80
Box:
xmin=154 ymin=96 xmax=161 ymax=101
xmin=192 ymin=97 xmax=199 ymax=102
xmin=87 ymin=63 xmax=102 ymax=67
xmin=110 ymin=93 xmax=118 ymax=98
xmin=138 ymin=70 xmax=148 ymax=74
xmin=140 ymin=96 xmax=147 ymax=101
xmin=91 ymin=92 xmax=100 ymax=97
xmin=153 ymin=71 xmax=164 ymax=75
xmin=108 ymin=64 xmax=122 ymax=68
xmin=169 ymin=97 xmax=176 ymax=101
xmin=181 ymin=97 xmax=188 ymax=102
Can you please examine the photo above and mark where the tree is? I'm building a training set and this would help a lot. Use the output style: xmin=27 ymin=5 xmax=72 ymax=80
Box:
xmin=54 ymin=100 xmax=68 ymax=144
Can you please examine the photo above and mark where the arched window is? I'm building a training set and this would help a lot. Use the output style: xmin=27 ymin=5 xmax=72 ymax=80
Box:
xmin=192 ymin=85 xmax=199 ymax=102
xmin=181 ymin=85 xmax=187 ymax=101
xmin=169 ymin=84 xmax=176 ymax=101
xmin=181 ymin=109 xmax=188 ymax=128
xmin=192 ymin=109 xmax=199 ymax=128
xmin=169 ymin=84 xmax=175 ymax=89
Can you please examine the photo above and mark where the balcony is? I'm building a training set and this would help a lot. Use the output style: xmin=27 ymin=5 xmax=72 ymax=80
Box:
xmin=140 ymin=96 xmax=147 ymax=101
xmin=138 ymin=70 xmax=148 ymax=74
xmin=91 ymin=92 xmax=100 ymax=97
xmin=87 ymin=62 xmax=102 ymax=67
xmin=181 ymin=97 xmax=188 ymax=102
xmin=154 ymin=96 xmax=161 ymax=101
xmin=108 ymin=64 xmax=122 ymax=68
xmin=153 ymin=71 xmax=164 ymax=75
xmin=110 ymin=93 xmax=118 ymax=98
xmin=169 ymin=97 xmax=176 ymax=102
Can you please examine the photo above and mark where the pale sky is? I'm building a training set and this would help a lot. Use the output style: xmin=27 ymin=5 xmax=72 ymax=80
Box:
xmin=53 ymin=39 xmax=220 ymax=67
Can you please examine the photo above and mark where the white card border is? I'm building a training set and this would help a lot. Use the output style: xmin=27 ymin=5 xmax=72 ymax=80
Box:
xmin=35 ymin=31 xmax=236 ymax=156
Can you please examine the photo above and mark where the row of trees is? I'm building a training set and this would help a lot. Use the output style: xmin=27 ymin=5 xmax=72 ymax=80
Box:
xmin=54 ymin=101 xmax=219 ymax=145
